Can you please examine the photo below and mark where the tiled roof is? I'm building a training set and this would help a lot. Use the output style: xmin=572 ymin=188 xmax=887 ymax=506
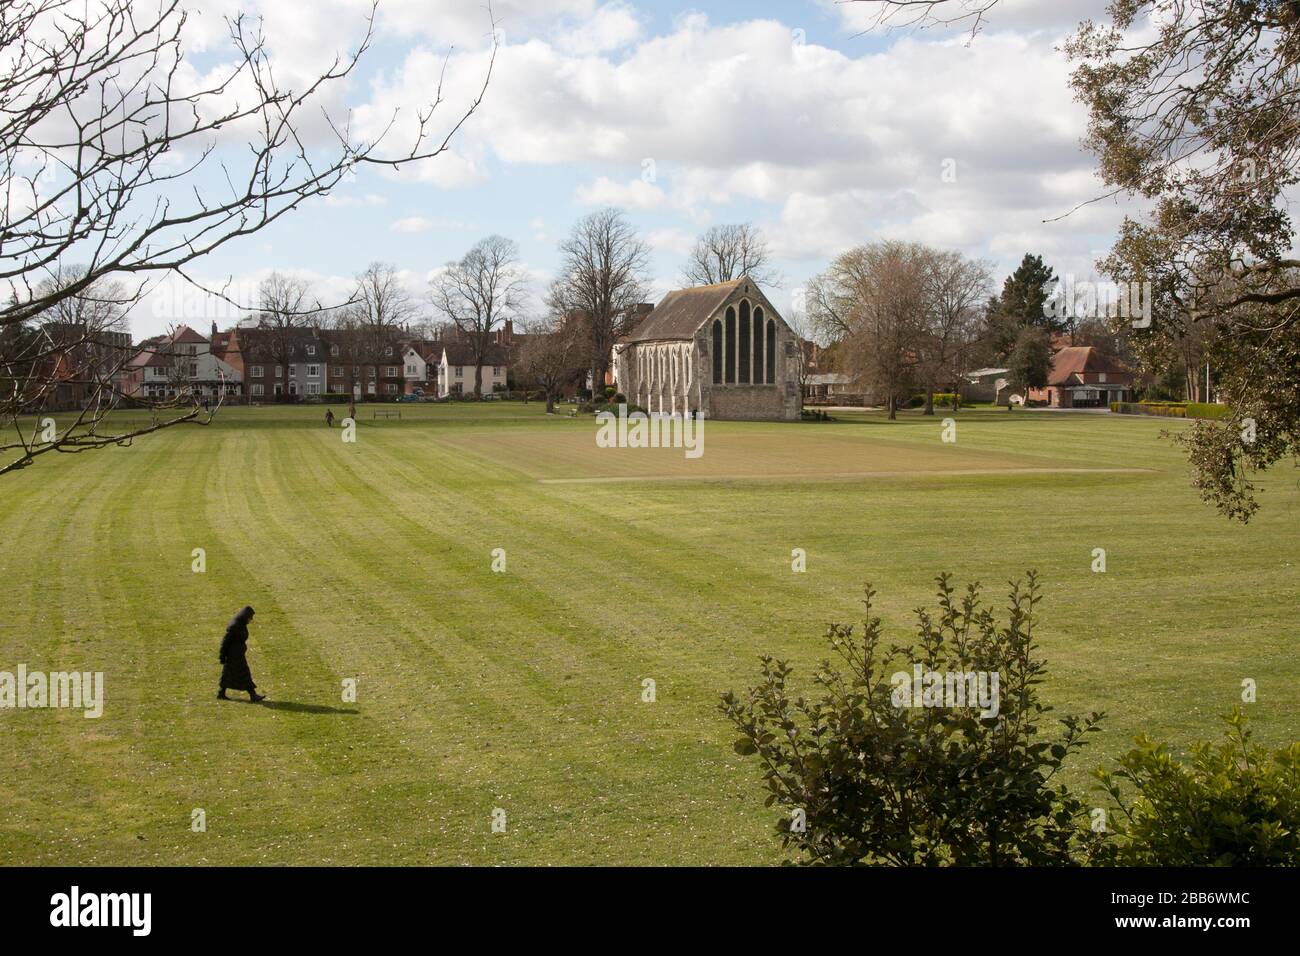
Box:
xmin=624 ymin=279 xmax=744 ymax=343
xmin=1048 ymin=346 xmax=1130 ymax=385
xmin=438 ymin=341 xmax=509 ymax=366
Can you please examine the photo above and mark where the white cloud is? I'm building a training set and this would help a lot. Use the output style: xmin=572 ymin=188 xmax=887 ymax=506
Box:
xmin=391 ymin=216 xmax=433 ymax=233
xmin=574 ymin=175 xmax=665 ymax=208
xmin=553 ymin=2 xmax=643 ymax=54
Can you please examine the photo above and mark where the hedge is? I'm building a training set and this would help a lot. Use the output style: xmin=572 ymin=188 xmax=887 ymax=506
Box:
xmin=1110 ymin=401 xmax=1230 ymax=420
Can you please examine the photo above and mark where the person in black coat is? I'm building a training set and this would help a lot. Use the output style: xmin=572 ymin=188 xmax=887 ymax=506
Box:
xmin=218 ymin=606 xmax=265 ymax=702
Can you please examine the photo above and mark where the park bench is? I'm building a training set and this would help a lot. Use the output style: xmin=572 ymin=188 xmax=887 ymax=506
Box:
xmin=373 ymin=409 xmax=401 ymax=420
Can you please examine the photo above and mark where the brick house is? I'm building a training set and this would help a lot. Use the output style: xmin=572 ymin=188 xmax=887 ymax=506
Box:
xmin=232 ymin=326 xmax=330 ymax=399
xmin=124 ymin=325 xmax=242 ymax=401
xmin=1028 ymin=346 xmax=1133 ymax=408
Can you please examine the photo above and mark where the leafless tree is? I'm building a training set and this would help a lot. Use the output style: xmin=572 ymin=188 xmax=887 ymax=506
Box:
xmin=1 ymin=0 xmax=494 ymax=473
xmin=847 ymin=0 xmax=1001 ymax=40
xmin=809 ymin=241 xmax=928 ymax=419
xmin=517 ymin=316 xmax=584 ymax=413
xmin=550 ymin=209 xmax=650 ymax=398
xmin=255 ymin=273 xmax=322 ymax=401
xmin=352 ymin=262 xmax=417 ymax=398
xmin=916 ymin=250 xmax=991 ymax=414
xmin=430 ymin=236 xmax=527 ymax=399
xmin=681 ymin=223 xmax=780 ymax=287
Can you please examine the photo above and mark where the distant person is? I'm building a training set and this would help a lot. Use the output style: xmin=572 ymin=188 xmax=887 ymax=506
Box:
xmin=218 ymin=606 xmax=265 ymax=702
xmin=348 ymin=398 xmax=356 ymax=421
xmin=325 ymin=408 xmax=335 ymax=427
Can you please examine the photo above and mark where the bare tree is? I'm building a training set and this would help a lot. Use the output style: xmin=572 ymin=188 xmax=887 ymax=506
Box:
xmin=916 ymin=250 xmax=991 ymax=414
xmin=352 ymin=263 xmax=417 ymax=399
xmin=430 ymin=236 xmax=527 ymax=399
xmin=256 ymin=273 xmax=321 ymax=402
xmin=517 ymin=316 xmax=584 ymax=413
xmin=809 ymin=241 xmax=928 ymax=420
xmin=847 ymin=0 xmax=1001 ymax=40
xmin=550 ymin=210 xmax=650 ymax=399
xmin=681 ymin=223 xmax=780 ymax=287
xmin=1 ymin=0 xmax=494 ymax=473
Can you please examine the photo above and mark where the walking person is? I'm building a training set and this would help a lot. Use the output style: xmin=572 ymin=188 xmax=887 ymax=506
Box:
xmin=218 ymin=605 xmax=265 ymax=702
xmin=325 ymin=408 xmax=335 ymax=427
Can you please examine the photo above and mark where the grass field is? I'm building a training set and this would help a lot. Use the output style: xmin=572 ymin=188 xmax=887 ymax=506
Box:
xmin=1 ymin=402 xmax=1297 ymax=865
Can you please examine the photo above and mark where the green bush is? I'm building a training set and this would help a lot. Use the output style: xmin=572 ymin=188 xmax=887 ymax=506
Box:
xmin=721 ymin=573 xmax=1106 ymax=866
xmin=1094 ymin=708 xmax=1300 ymax=866
xmin=1110 ymin=401 xmax=1229 ymax=420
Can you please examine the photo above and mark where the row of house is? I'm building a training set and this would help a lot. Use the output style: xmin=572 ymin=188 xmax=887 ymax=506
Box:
xmin=121 ymin=323 xmax=514 ymax=403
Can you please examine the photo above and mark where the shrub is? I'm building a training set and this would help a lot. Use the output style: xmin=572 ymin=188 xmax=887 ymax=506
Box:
xmin=1094 ymin=708 xmax=1300 ymax=866
xmin=912 ymin=392 xmax=965 ymax=408
xmin=1110 ymin=401 xmax=1229 ymax=420
xmin=721 ymin=573 xmax=1106 ymax=865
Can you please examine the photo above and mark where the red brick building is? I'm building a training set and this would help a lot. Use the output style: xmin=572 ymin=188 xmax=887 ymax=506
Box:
xmin=1029 ymin=346 xmax=1133 ymax=408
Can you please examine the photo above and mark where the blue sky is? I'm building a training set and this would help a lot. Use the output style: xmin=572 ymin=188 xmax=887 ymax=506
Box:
xmin=131 ymin=0 xmax=1130 ymax=339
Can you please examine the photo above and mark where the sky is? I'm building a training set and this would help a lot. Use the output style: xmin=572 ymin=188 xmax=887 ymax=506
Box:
xmin=125 ymin=0 xmax=1141 ymax=340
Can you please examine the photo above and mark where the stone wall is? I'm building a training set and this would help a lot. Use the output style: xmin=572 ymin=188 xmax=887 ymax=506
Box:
xmin=613 ymin=286 xmax=803 ymax=422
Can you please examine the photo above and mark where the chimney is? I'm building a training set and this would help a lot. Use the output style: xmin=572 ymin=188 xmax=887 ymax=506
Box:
xmin=211 ymin=321 xmax=218 ymax=337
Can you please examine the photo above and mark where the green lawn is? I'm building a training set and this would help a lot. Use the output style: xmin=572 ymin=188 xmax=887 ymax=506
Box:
xmin=1 ymin=402 xmax=1297 ymax=865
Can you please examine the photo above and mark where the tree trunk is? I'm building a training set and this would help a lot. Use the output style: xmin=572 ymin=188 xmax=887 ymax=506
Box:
xmin=474 ymin=363 xmax=483 ymax=399
xmin=887 ymin=394 xmax=897 ymax=421
xmin=545 ymin=393 xmax=555 ymax=414
xmin=924 ymin=385 xmax=935 ymax=416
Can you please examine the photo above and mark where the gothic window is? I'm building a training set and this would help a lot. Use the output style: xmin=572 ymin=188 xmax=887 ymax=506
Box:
xmin=712 ymin=320 xmax=723 ymax=383
xmin=766 ymin=318 xmax=776 ymax=383
xmin=753 ymin=306 xmax=765 ymax=384
xmin=738 ymin=300 xmax=751 ymax=384
xmin=724 ymin=307 xmax=736 ymax=384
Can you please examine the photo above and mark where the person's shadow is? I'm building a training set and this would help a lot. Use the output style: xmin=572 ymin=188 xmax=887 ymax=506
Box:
xmin=246 ymin=699 xmax=359 ymax=715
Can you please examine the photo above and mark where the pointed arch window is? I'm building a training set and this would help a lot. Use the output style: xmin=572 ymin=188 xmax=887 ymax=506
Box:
xmin=712 ymin=320 xmax=723 ymax=383
xmin=766 ymin=318 xmax=776 ymax=384
xmin=738 ymin=300 xmax=751 ymax=384
xmin=753 ymin=306 xmax=765 ymax=384
xmin=724 ymin=307 xmax=736 ymax=384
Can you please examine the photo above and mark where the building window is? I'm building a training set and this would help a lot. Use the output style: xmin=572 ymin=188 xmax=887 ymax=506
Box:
xmin=307 ymin=365 xmax=320 ymax=377
xmin=406 ymin=364 xmax=418 ymax=375
xmin=753 ymin=306 xmax=765 ymax=384
xmin=306 ymin=383 xmax=321 ymax=395
xmin=250 ymin=365 xmax=263 ymax=378
xmin=274 ymin=367 xmax=282 ymax=378
xmin=738 ymin=300 xmax=751 ymax=384
xmin=384 ymin=346 xmax=393 ymax=357
xmin=385 ymin=366 xmax=400 ymax=377
xmin=765 ymin=319 xmax=776 ymax=383
xmin=494 ymin=367 xmax=502 ymax=376
xmin=724 ymin=306 xmax=736 ymax=384
xmin=712 ymin=320 xmax=723 ymax=383
xmin=455 ymin=367 xmax=463 ymax=378
xmin=331 ymin=345 xmax=339 ymax=357
xmin=386 ymin=383 xmax=397 ymax=394
xmin=251 ymin=384 xmax=264 ymax=396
